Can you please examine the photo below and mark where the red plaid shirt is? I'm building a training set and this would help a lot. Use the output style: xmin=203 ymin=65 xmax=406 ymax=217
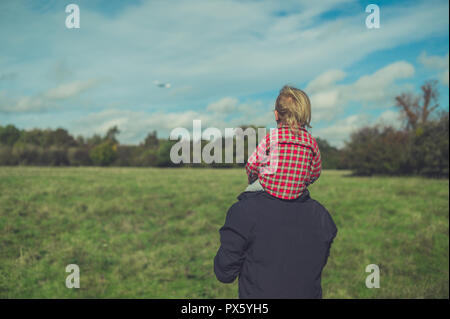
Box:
xmin=246 ymin=125 xmax=321 ymax=200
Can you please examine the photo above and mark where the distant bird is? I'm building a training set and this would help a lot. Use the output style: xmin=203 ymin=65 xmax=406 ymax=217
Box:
xmin=153 ymin=80 xmax=171 ymax=88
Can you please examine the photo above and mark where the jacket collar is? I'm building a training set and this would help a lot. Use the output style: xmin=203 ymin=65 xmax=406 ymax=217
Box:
xmin=237 ymin=189 xmax=311 ymax=202
xmin=277 ymin=123 xmax=307 ymax=132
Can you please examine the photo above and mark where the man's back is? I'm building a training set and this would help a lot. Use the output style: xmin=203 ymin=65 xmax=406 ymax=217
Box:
xmin=214 ymin=190 xmax=337 ymax=298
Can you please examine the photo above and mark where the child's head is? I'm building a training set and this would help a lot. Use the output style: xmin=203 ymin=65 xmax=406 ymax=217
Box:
xmin=274 ymin=85 xmax=312 ymax=129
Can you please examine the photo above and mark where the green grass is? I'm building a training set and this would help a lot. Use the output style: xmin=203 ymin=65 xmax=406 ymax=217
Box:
xmin=0 ymin=167 xmax=448 ymax=298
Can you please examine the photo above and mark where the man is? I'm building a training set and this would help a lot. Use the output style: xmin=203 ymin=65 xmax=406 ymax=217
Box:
xmin=214 ymin=190 xmax=337 ymax=298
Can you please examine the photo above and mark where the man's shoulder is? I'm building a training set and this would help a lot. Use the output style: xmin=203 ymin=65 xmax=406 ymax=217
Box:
xmin=308 ymin=197 xmax=329 ymax=213
xmin=234 ymin=191 xmax=267 ymax=209
xmin=235 ymin=191 xmax=331 ymax=216
xmin=235 ymin=190 xmax=319 ymax=209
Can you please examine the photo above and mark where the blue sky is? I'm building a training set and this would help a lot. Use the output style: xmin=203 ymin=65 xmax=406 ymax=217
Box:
xmin=0 ymin=0 xmax=448 ymax=147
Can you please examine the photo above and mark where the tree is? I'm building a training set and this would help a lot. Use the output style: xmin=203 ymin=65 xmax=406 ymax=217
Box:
xmin=341 ymin=126 xmax=412 ymax=176
xmin=316 ymin=137 xmax=341 ymax=169
xmin=17 ymin=128 xmax=45 ymax=146
xmin=156 ymin=140 xmax=177 ymax=167
xmin=86 ymin=134 xmax=103 ymax=147
xmin=409 ymin=111 xmax=449 ymax=177
xmin=89 ymin=141 xmax=117 ymax=166
xmin=68 ymin=147 xmax=92 ymax=166
xmin=143 ymin=130 xmax=159 ymax=148
xmin=75 ymin=135 xmax=85 ymax=146
xmin=105 ymin=126 xmax=120 ymax=144
xmin=0 ymin=124 xmax=21 ymax=146
xmin=395 ymin=80 xmax=440 ymax=130
xmin=42 ymin=128 xmax=77 ymax=148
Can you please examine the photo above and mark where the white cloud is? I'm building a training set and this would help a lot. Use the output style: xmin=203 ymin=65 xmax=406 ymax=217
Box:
xmin=418 ymin=51 xmax=449 ymax=69
xmin=306 ymin=70 xmax=346 ymax=92
xmin=70 ymin=97 xmax=276 ymax=144
xmin=308 ymin=61 xmax=418 ymax=146
xmin=71 ymin=60 xmax=418 ymax=144
xmin=314 ymin=114 xmax=370 ymax=147
xmin=374 ymin=109 xmax=403 ymax=129
xmin=314 ymin=110 xmax=402 ymax=148
xmin=348 ymin=61 xmax=415 ymax=103
xmin=71 ymin=108 xmax=226 ymax=144
xmin=418 ymin=51 xmax=449 ymax=86
xmin=442 ymin=69 xmax=449 ymax=86
xmin=206 ymin=97 xmax=238 ymax=113
xmin=1 ymin=0 xmax=448 ymax=146
xmin=1 ymin=0 xmax=448 ymax=110
xmin=306 ymin=61 xmax=415 ymax=122
xmin=44 ymin=79 xmax=99 ymax=100
xmin=0 ymin=79 xmax=100 ymax=113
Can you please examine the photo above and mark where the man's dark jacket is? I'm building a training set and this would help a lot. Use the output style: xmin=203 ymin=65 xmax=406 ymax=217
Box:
xmin=214 ymin=190 xmax=337 ymax=299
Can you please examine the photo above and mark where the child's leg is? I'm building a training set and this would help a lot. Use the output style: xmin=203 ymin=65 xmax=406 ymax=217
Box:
xmin=245 ymin=179 xmax=264 ymax=192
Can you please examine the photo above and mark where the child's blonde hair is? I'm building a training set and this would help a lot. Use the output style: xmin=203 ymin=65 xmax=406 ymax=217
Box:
xmin=275 ymin=85 xmax=312 ymax=133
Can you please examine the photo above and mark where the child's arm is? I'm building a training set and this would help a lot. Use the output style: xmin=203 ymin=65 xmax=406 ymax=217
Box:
xmin=245 ymin=134 xmax=268 ymax=184
xmin=309 ymin=138 xmax=322 ymax=185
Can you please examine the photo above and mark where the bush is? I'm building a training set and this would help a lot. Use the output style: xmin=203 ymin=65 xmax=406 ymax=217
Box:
xmin=113 ymin=145 xmax=134 ymax=166
xmin=0 ymin=145 xmax=16 ymax=165
xmin=89 ymin=141 xmax=118 ymax=166
xmin=12 ymin=143 xmax=42 ymax=165
xmin=156 ymin=140 xmax=177 ymax=167
xmin=0 ymin=125 xmax=21 ymax=146
xmin=342 ymin=126 xmax=412 ymax=176
xmin=139 ymin=148 xmax=159 ymax=167
xmin=342 ymin=111 xmax=449 ymax=177
xmin=68 ymin=147 xmax=92 ymax=166
xmin=41 ymin=146 xmax=70 ymax=166
xmin=410 ymin=112 xmax=449 ymax=177
xmin=316 ymin=138 xmax=342 ymax=169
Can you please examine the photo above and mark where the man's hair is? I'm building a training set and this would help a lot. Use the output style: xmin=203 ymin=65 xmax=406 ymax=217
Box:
xmin=275 ymin=85 xmax=312 ymax=133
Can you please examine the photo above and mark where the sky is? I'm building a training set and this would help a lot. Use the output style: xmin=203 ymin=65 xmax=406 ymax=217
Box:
xmin=0 ymin=0 xmax=448 ymax=147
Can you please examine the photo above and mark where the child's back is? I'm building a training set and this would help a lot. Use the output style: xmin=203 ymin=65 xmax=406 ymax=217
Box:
xmin=245 ymin=86 xmax=321 ymax=200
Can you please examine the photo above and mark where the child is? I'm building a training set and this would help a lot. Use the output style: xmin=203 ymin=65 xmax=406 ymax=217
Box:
xmin=245 ymin=85 xmax=321 ymax=200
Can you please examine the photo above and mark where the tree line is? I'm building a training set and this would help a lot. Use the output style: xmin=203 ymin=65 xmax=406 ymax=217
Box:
xmin=340 ymin=80 xmax=448 ymax=177
xmin=0 ymin=81 xmax=448 ymax=177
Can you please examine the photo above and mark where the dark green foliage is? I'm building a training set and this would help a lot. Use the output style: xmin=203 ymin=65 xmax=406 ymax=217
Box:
xmin=0 ymin=124 xmax=21 ymax=146
xmin=342 ymin=111 xmax=449 ymax=177
xmin=89 ymin=141 xmax=118 ymax=166
xmin=41 ymin=146 xmax=70 ymax=166
xmin=86 ymin=134 xmax=103 ymax=147
xmin=113 ymin=145 xmax=138 ymax=166
xmin=316 ymin=138 xmax=342 ymax=169
xmin=143 ymin=130 xmax=159 ymax=148
xmin=68 ymin=147 xmax=92 ymax=166
xmin=0 ymin=145 xmax=16 ymax=165
xmin=342 ymin=126 xmax=411 ymax=176
xmin=344 ymin=127 xmax=410 ymax=175
xmin=1 ymin=109 xmax=448 ymax=178
xmin=11 ymin=143 xmax=42 ymax=165
xmin=409 ymin=111 xmax=449 ymax=177
xmin=42 ymin=128 xmax=77 ymax=148
xmin=156 ymin=140 xmax=177 ymax=167
xmin=105 ymin=126 xmax=120 ymax=144
xmin=14 ymin=128 xmax=76 ymax=148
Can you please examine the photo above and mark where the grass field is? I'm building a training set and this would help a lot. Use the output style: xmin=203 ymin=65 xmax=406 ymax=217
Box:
xmin=0 ymin=167 xmax=448 ymax=298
